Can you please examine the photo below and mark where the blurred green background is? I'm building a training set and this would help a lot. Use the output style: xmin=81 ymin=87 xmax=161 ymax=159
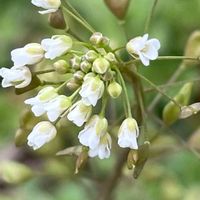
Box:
xmin=0 ymin=0 xmax=200 ymax=200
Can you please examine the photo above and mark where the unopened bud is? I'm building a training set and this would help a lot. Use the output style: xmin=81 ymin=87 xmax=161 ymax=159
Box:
xmin=75 ymin=147 xmax=88 ymax=174
xmin=53 ymin=60 xmax=70 ymax=74
xmin=102 ymin=69 xmax=116 ymax=81
xmin=107 ymin=81 xmax=122 ymax=98
xmin=80 ymin=60 xmax=92 ymax=73
xmin=90 ymin=32 xmax=110 ymax=47
xmin=73 ymin=70 xmax=85 ymax=81
xmin=104 ymin=52 xmax=117 ymax=63
xmin=48 ymin=9 xmax=66 ymax=29
xmin=180 ymin=103 xmax=200 ymax=119
xmin=85 ymin=50 xmax=98 ymax=62
xmin=66 ymin=78 xmax=80 ymax=90
xmin=92 ymin=57 xmax=110 ymax=74
xmin=70 ymin=55 xmax=81 ymax=70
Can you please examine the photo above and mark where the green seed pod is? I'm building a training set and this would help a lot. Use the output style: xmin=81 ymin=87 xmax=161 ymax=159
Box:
xmin=15 ymin=128 xmax=28 ymax=147
xmin=92 ymin=57 xmax=110 ymax=74
xmin=53 ymin=60 xmax=70 ymax=74
xmin=163 ymin=83 xmax=193 ymax=125
xmin=70 ymin=55 xmax=81 ymax=70
xmin=80 ymin=60 xmax=92 ymax=73
xmin=85 ymin=50 xmax=98 ymax=62
xmin=107 ymin=81 xmax=122 ymax=98
xmin=66 ymin=78 xmax=80 ymax=90
xmin=73 ymin=70 xmax=85 ymax=81
xmin=48 ymin=9 xmax=66 ymax=29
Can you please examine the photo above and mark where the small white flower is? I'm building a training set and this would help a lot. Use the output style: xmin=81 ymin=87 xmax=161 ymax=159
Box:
xmin=67 ymin=100 xmax=92 ymax=127
xmin=0 ymin=66 xmax=32 ymax=88
xmin=78 ymin=115 xmax=108 ymax=149
xmin=89 ymin=133 xmax=112 ymax=159
xmin=41 ymin=35 xmax=73 ymax=60
xmin=25 ymin=86 xmax=58 ymax=117
xmin=118 ymin=118 xmax=139 ymax=149
xmin=79 ymin=74 xmax=104 ymax=106
xmin=126 ymin=34 xmax=160 ymax=66
xmin=44 ymin=95 xmax=71 ymax=122
xmin=31 ymin=0 xmax=61 ymax=14
xmin=11 ymin=43 xmax=44 ymax=67
xmin=27 ymin=121 xmax=57 ymax=150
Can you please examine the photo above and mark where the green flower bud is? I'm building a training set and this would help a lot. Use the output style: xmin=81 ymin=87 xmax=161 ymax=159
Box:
xmin=73 ymin=70 xmax=85 ymax=81
xmin=102 ymin=69 xmax=116 ymax=81
xmin=66 ymin=78 xmax=80 ymax=90
xmin=80 ymin=60 xmax=92 ymax=73
xmin=163 ymin=83 xmax=193 ymax=125
xmin=53 ymin=60 xmax=70 ymax=74
xmin=85 ymin=50 xmax=98 ymax=62
xmin=92 ymin=57 xmax=110 ymax=74
xmin=70 ymin=55 xmax=81 ymax=70
xmin=104 ymin=52 xmax=117 ymax=63
xmin=90 ymin=32 xmax=110 ymax=47
xmin=0 ymin=161 xmax=33 ymax=184
xmin=107 ymin=81 xmax=122 ymax=98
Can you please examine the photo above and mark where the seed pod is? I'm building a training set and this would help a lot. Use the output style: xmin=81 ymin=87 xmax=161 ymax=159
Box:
xmin=73 ymin=70 xmax=85 ymax=81
xmin=163 ymin=83 xmax=193 ymax=125
xmin=80 ymin=60 xmax=92 ymax=73
xmin=48 ymin=9 xmax=66 ymax=29
xmin=92 ymin=57 xmax=110 ymax=74
xmin=107 ymin=81 xmax=122 ymax=98
xmin=104 ymin=0 xmax=130 ymax=20
xmin=15 ymin=128 xmax=28 ymax=147
xmin=53 ymin=60 xmax=70 ymax=74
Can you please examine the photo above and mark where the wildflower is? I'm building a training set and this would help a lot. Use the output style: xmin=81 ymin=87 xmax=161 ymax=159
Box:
xmin=11 ymin=43 xmax=44 ymax=67
xmin=31 ymin=0 xmax=61 ymax=15
xmin=78 ymin=115 xmax=108 ymax=149
xmin=89 ymin=133 xmax=112 ymax=159
xmin=27 ymin=121 xmax=57 ymax=150
xmin=118 ymin=118 xmax=139 ymax=149
xmin=45 ymin=95 xmax=71 ymax=122
xmin=79 ymin=74 xmax=104 ymax=106
xmin=0 ymin=66 xmax=32 ymax=88
xmin=24 ymin=86 xmax=58 ymax=117
xmin=67 ymin=100 xmax=92 ymax=127
xmin=41 ymin=35 xmax=73 ymax=60
xmin=126 ymin=34 xmax=160 ymax=66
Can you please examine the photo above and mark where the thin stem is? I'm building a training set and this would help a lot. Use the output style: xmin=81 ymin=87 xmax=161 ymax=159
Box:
xmin=144 ymin=0 xmax=159 ymax=33
xmin=115 ymin=67 xmax=132 ymax=118
xmin=100 ymin=95 xmax=108 ymax=117
xmin=34 ymin=69 xmax=55 ymax=75
xmin=112 ymin=46 xmax=125 ymax=53
xmin=41 ymin=81 xmax=65 ymax=86
xmin=134 ymin=71 xmax=182 ymax=109
xmin=62 ymin=6 xmax=95 ymax=33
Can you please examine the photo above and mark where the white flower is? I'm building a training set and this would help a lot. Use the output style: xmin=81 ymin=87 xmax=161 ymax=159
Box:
xmin=78 ymin=115 xmax=108 ymax=149
xmin=11 ymin=43 xmax=44 ymax=67
xmin=118 ymin=118 xmax=139 ymax=149
xmin=89 ymin=133 xmax=112 ymax=159
xmin=126 ymin=34 xmax=160 ymax=66
xmin=79 ymin=74 xmax=104 ymax=106
xmin=27 ymin=121 xmax=57 ymax=150
xmin=41 ymin=35 xmax=73 ymax=60
xmin=67 ymin=100 xmax=92 ymax=127
xmin=0 ymin=66 xmax=32 ymax=88
xmin=31 ymin=0 xmax=61 ymax=14
xmin=44 ymin=95 xmax=71 ymax=122
xmin=25 ymin=86 xmax=58 ymax=117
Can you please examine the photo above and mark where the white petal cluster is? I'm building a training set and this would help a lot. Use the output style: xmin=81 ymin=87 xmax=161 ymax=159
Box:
xmin=0 ymin=66 xmax=32 ymax=88
xmin=67 ymin=100 xmax=92 ymax=127
xmin=11 ymin=43 xmax=44 ymax=67
xmin=78 ymin=115 xmax=112 ymax=159
xmin=31 ymin=0 xmax=61 ymax=14
xmin=41 ymin=35 xmax=73 ymax=60
xmin=79 ymin=74 xmax=104 ymax=106
xmin=27 ymin=121 xmax=57 ymax=150
xmin=126 ymin=34 xmax=160 ymax=66
xmin=25 ymin=86 xmax=58 ymax=117
xmin=118 ymin=118 xmax=139 ymax=149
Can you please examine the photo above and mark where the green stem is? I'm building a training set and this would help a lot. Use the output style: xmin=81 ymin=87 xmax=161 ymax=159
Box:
xmin=34 ymin=69 xmax=55 ymax=75
xmin=41 ymin=81 xmax=65 ymax=86
xmin=115 ymin=67 xmax=132 ymax=118
xmin=62 ymin=6 xmax=95 ymax=33
xmin=69 ymin=88 xmax=81 ymax=100
xmin=100 ymin=95 xmax=108 ymax=117
xmin=144 ymin=0 xmax=159 ymax=33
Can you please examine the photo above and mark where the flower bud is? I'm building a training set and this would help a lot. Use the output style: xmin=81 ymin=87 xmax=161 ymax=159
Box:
xmin=107 ymin=81 xmax=122 ymax=98
xmin=92 ymin=57 xmax=110 ymax=74
xmin=48 ymin=9 xmax=66 ymax=29
xmin=80 ymin=60 xmax=92 ymax=73
xmin=127 ymin=149 xmax=138 ymax=170
xmin=73 ymin=70 xmax=85 ymax=81
xmin=90 ymin=32 xmax=110 ymax=47
xmin=179 ymin=102 xmax=200 ymax=119
xmin=66 ymin=78 xmax=80 ymax=90
xmin=70 ymin=55 xmax=81 ymax=70
xmin=104 ymin=52 xmax=117 ymax=63
xmin=102 ymin=69 xmax=116 ymax=81
xmin=0 ymin=161 xmax=33 ymax=184
xmin=53 ymin=60 xmax=70 ymax=74
xmin=85 ymin=50 xmax=98 ymax=62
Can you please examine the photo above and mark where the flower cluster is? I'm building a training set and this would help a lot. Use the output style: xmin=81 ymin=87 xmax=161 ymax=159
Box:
xmin=0 ymin=1 xmax=161 ymax=163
